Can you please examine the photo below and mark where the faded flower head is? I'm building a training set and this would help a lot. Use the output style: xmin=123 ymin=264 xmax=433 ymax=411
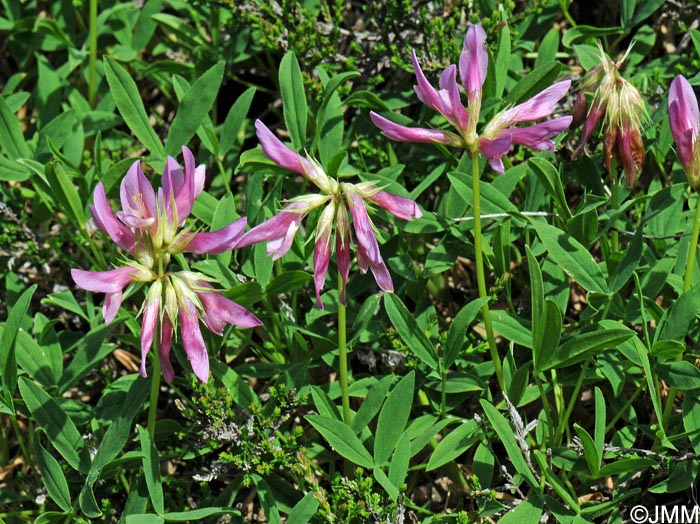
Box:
xmin=669 ymin=75 xmax=700 ymax=190
xmin=236 ymin=120 xmax=422 ymax=308
xmin=572 ymin=43 xmax=647 ymax=187
xmin=72 ymin=147 xmax=261 ymax=383
xmin=370 ymin=24 xmax=572 ymax=173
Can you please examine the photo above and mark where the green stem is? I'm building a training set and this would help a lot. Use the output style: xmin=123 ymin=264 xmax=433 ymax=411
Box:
xmin=147 ymin=350 xmax=162 ymax=438
xmin=471 ymin=154 xmax=505 ymax=391
xmin=663 ymin=191 xmax=700 ymax=431
xmin=338 ymin=275 xmax=351 ymax=426
xmin=88 ymin=0 xmax=98 ymax=109
xmin=535 ymin=375 xmax=554 ymax=445
xmin=554 ymin=360 xmax=590 ymax=445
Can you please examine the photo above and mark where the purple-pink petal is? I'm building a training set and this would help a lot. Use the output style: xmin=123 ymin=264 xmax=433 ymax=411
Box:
xmin=438 ymin=64 xmax=469 ymax=130
xmin=71 ymin=266 xmax=138 ymax=294
xmin=369 ymin=112 xmax=460 ymax=145
xmin=367 ymin=190 xmax=422 ymax=221
xmin=509 ymin=116 xmax=573 ymax=151
xmin=140 ymin=291 xmax=160 ymax=378
xmin=669 ymin=75 xmax=700 ymax=139
xmin=356 ymin=240 xmax=394 ymax=292
xmin=159 ymin=313 xmax=175 ymax=383
xmin=196 ymin=282 xmax=262 ymax=334
xmin=459 ymin=25 xmax=488 ymax=101
xmin=498 ymin=80 xmax=571 ymax=125
xmin=90 ymin=182 xmax=135 ymax=252
xmin=119 ymin=160 xmax=157 ymax=226
xmin=346 ymin=190 xmax=381 ymax=266
xmin=183 ymin=217 xmax=248 ymax=254
xmin=255 ymin=119 xmax=315 ymax=176
xmin=336 ymin=203 xmax=351 ymax=305
xmin=478 ymin=134 xmax=513 ymax=174
xmin=179 ymin=298 xmax=209 ymax=383
xmin=411 ymin=50 xmax=443 ymax=114
xmin=313 ymin=205 xmax=334 ymax=309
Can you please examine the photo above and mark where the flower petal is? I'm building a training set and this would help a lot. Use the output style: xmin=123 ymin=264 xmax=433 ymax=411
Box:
xmin=313 ymin=203 xmax=335 ymax=309
xmin=370 ymin=112 xmax=461 ymax=145
xmin=367 ymin=190 xmax=422 ymax=220
xmin=346 ymin=190 xmax=381 ymax=266
xmin=181 ymin=217 xmax=248 ymax=254
xmin=508 ymin=116 xmax=573 ymax=151
xmin=179 ymin=298 xmax=209 ymax=383
xmin=669 ymin=75 xmax=700 ymax=139
xmin=71 ymin=266 xmax=138 ymax=294
xmin=159 ymin=313 xmax=175 ymax=383
xmin=478 ymin=134 xmax=513 ymax=174
xmin=411 ymin=50 xmax=443 ymax=114
xmin=140 ymin=282 xmax=162 ymax=378
xmin=497 ymin=80 xmax=571 ymax=126
xmin=103 ymin=292 xmax=123 ymax=324
xmin=459 ymin=25 xmax=488 ymax=101
xmin=90 ymin=182 xmax=135 ymax=252
xmin=196 ymin=282 xmax=262 ymax=334
xmin=335 ymin=202 xmax=351 ymax=305
xmin=119 ymin=160 xmax=157 ymax=226
xmin=438 ymin=64 xmax=469 ymax=131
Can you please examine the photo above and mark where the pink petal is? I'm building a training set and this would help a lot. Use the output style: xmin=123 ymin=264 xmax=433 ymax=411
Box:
xmin=196 ymin=282 xmax=262 ymax=334
xmin=356 ymin=239 xmax=394 ymax=292
xmin=412 ymin=50 xmax=443 ymax=114
xmin=497 ymin=80 xmax=571 ymax=125
xmin=71 ymin=266 xmax=138 ymax=293
xmin=669 ymin=75 xmax=700 ymax=139
xmin=182 ymin=217 xmax=248 ymax=254
xmin=182 ymin=146 xmax=205 ymax=200
xmin=159 ymin=313 xmax=175 ymax=383
xmin=119 ymin=160 xmax=157 ymax=226
xmin=367 ymin=190 xmax=422 ymax=220
xmin=179 ymin=298 xmax=209 ymax=383
xmin=346 ymin=190 xmax=381 ymax=266
xmin=140 ymin=285 xmax=161 ymax=378
xmin=459 ymin=25 xmax=488 ymax=101
xmin=369 ymin=112 xmax=461 ymax=145
xmin=313 ymin=204 xmax=335 ymax=309
xmin=573 ymin=100 xmax=606 ymax=158
xmin=90 ymin=182 xmax=135 ymax=252
xmin=438 ymin=65 xmax=469 ymax=131
xmin=478 ymin=134 xmax=513 ymax=174
xmin=335 ymin=203 xmax=351 ymax=305
xmin=509 ymin=116 xmax=573 ymax=151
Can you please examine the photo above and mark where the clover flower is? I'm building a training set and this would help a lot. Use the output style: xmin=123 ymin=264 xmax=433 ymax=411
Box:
xmin=71 ymin=147 xmax=262 ymax=382
xmin=369 ymin=24 xmax=572 ymax=173
xmin=236 ymin=120 xmax=422 ymax=308
xmin=572 ymin=44 xmax=647 ymax=187
xmin=669 ymin=75 xmax=700 ymax=190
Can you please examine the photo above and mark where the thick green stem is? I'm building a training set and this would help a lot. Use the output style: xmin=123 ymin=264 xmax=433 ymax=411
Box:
xmin=662 ymin=192 xmax=700 ymax=431
xmin=471 ymin=154 xmax=505 ymax=391
xmin=338 ymin=275 xmax=351 ymax=426
xmin=147 ymin=350 xmax=162 ymax=438
xmin=88 ymin=0 xmax=98 ymax=109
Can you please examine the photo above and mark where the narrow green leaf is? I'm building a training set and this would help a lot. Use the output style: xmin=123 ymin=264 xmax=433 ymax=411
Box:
xmin=0 ymin=284 xmax=36 ymax=402
xmin=629 ymin=0 xmax=665 ymax=27
xmin=443 ymin=297 xmax=489 ymax=369
xmin=373 ymin=467 xmax=399 ymax=501
xmin=533 ymin=299 xmax=563 ymax=374
xmin=540 ymin=324 xmax=634 ymax=371
xmin=163 ymin=508 xmax=239 ymax=521
xmin=351 ymin=375 xmax=394 ymax=433
xmin=494 ymin=24 xmax=511 ymax=99
xmin=498 ymin=497 xmax=543 ymax=524
xmin=34 ymin=432 xmax=72 ymax=512
xmin=104 ymin=56 xmax=165 ymax=158
xmin=0 ymin=92 xmax=31 ymax=159
xmin=388 ymin=432 xmax=411 ymax=494
xmin=19 ymin=377 xmax=92 ymax=473
xmin=374 ymin=371 xmax=415 ymax=465
xmin=59 ymin=321 xmax=121 ymax=393
xmin=126 ymin=516 xmax=164 ymax=524
xmin=251 ymin=474 xmax=283 ymax=524
xmin=132 ymin=0 xmax=164 ymax=50
xmin=535 ymin=28 xmax=560 ymax=69
xmin=165 ymin=62 xmax=225 ymax=156
xmin=574 ymin=424 xmax=600 ymax=476
xmin=505 ymin=62 xmax=561 ymax=105
xmin=426 ymin=420 xmax=478 ymax=471
xmin=220 ymin=86 xmax=256 ymax=156
xmin=528 ymin=158 xmax=572 ymax=221
xmin=44 ymin=162 xmax=85 ymax=227
xmin=286 ymin=492 xmax=319 ymax=524
xmin=480 ymin=400 xmax=539 ymax=489
xmin=530 ymin=220 xmax=608 ymax=294
xmin=655 ymin=288 xmax=700 ymax=343
xmin=533 ymin=451 xmax=580 ymax=510
xmin=656 ymin=361 xmax=700 ymax=390
xmin=306 ymin=415 xmax=374 ymax=468
xmin=279 ymin=51 xmax=307 ymax=150
xmin=384 ymin=294 xmax=438 ymax=368
xmin=138 ymin=425 xmax=164 ymax=515
xmin=594 ymin=387 xmax=606 ymax=462
xmin=608 ymin=227 xmax=643 ymax=293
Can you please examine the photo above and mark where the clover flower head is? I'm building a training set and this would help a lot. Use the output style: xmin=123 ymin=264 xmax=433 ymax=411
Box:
xmin=236 ymin=120 xmax=422 ymax=308
xmin=72 ymin=147 xmax=261 ymax=382
xmin=370 ymin=24 xmax=571 ymax=174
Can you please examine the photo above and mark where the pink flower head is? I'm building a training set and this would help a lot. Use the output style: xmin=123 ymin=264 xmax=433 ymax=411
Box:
xmin=73 ymin=148 xmax=259 ymax=382
xmin=370 ymin=24 xmax=571 ymax=173
xmin=239 ymin=120 xmax=422 ymax=308
xmin=669 ymin=75 xmax=700 ymax=190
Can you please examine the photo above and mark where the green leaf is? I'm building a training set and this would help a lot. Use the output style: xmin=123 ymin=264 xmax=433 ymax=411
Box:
xmin=494 ymin=24 xmax=511 ymax=99
xmin=628 ymin=0 xmax=665 ymax=27
xmin=608 ymin=227 xmax=643 ymax=293
xmin=251 ymin=474 xmax=283 ymax=524
xmin=426 ymin=420 xmax=478 ymax=471
xmin=19 ymin=377 xmax=91 ymax=473
xmin=373 ymin=467 xmax=398 ymax=501
xmin=443 ymin=297 xmax=489 ymax=369
xmin=384 ymin=294 xmax=438 ymax=369
xmin=535 ymin=28 xmax=560 ymax=69
xmin=0 ymin=92 xmax=31 ymax=159
xmin=598 ymin=457 xmax=657 ymax=477
xmin=104 ymin=56 xmax=165 ymax=159
xmin=165 ymin=62 xmax=224 ymax=156
xmin=266 ymin=270 xmax=312 ymax=295
xmin=306 ymin=415 xmax=374 ymax=468
xmin=388 ymin=432 xmax=411 ymax=495
xmin=279 ymin=51 xmax=307 ymax=150
xmin=505 ymin=62 xmax=561 ymax=106
xmin=220 ymin=86 xmax=255 ymax=157
xmin=528 ymin=158 xmax=572 ymax=221
xmin=655 ymin=288 xmax=700 ymax=342
xmin=533 ymin=299 xmax=563 ymax=374
xmin=44 ymin=162 xmax=85 ymax=227
xmin=138 ymin=425 xmax=164 ymax=515
xmin=0 ymin=284 xmax=36 ymax=403
xmin=656 ymin=361 xmax=700 ymax=390
xmin=163 ymin=508 xmax=239 ymax=521
xmin=573 ymin=424 xmax=600 ymax=476
xmin=34 ymin=432 xmax=72 ymax=512
xmin=351 ymin=375 xmax=393 ymax=433
xmin=286 ymin=492 xmax=320 ymax=524
xmin=530 ymin=220 xmax=608 ymax=294
xmin=126 ymin=516 xmax=164 ymax=524
xmin=59 ymin=321 xmax=121 ymax=393
xmin=594 ymin=387 xmax=605 ymax=464
xmin=620 ymin=0 xmax=635 ymax=27
xmin=562 ymin=25 xmax=624 ymax=48
xmin=533 ymin=451 xmax=580 ymax=510
xmin=15 ymin=329 xmax=59 ymax=386
xmin=498 ymin=497 xmax=543 ymax=524
xmin=132 ymin=0 xmax=164 ymax=50
xmin=374 ymin=371 xmax=415 ymax=465
xmin=480 ymin=400 xmax=539 ymax=489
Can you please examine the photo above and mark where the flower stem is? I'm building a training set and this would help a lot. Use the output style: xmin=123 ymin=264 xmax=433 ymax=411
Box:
xmin=147 ymin=350 xmax=162 ymax=438
xmin=471 ymin=154 xmax=505 ymax=391
xmin=663 ymin=190 xmax=700 ymax=430
xmin=88 ymin=0 xmax=98 ymax=109
xmin=338 ymin=275 xmax=351 ymax=426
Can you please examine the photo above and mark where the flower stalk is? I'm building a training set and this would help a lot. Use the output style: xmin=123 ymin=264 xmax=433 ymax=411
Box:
xmin=337 ymin=273 xmax=351 ymax=426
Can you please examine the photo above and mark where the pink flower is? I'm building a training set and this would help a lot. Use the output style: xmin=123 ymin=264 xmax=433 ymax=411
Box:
xmin=72 ymin=148 xmax=261 ymax=383
xmin=238 ymin=120 xmax=422 ymax=308
xmin=669 ymin=75 xmax=700 ymax=189
xmin=370 ymin=24 xmax=571 ymax=173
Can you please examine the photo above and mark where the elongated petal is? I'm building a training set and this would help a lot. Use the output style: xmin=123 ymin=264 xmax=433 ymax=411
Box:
xmin=103 ymin=292 xmax=123 ymax=324
xmin=313 ymin=203 xmax=335 ymax=309
xmin=267 ymin=220 xmax=300 ymax=260
xmin=196 ymin=282 xmax=262 ymax=334
xmin=235 ymin=212 xmax=301 ymax=249
xmin=411 ymin=50 xmax=443 ymax=114
xmin=669 ymin=75 xmax=700 ymax=139
xmin=159 ymin=313 xmax=175 ymax=383
xmin=183 ymin=146 xmax=205 ymax=200
xmin=179 ymin=298 xmax=209 ymax=383
xmin=367 ymin=190 xmax=422 ymax=220
xmin=335 ymin=202 xmax=351 ymax=305
xmin=459 ymin=25 xmax=488 ymax=100
xmin=140 ymin=282 xmax=162 ymax=378
xmin=180 ymin=217 xmax=248 ymax=254
xmin=508 ymin=116 xmax=573 ymax=151
xmin=478 ymin=134 xmax=513 ymax=174
xmin=346 ymin=190 xmax=381 ymax=266
xmin=497 ymin=80 xmax=571 ymax=126
xmin=119 ymin=160 xmax=157 ymax=226
xmin=438 ymin=64 xmax=469 ymax=131
xmin=370 ymin=112 xmax=461 ymax=145
xmin=90 ymin=182 xmax=135 ymax=252
xmin=573 ymin=99 xmax=607 ymax=158
xmin=356 ymin=240 xmax=394 ymax=292
xmin=71 ymin=266 xmax=138 ymax=293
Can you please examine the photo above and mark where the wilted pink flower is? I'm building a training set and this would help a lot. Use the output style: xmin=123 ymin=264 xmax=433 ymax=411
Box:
xmin=72 ymin=148 xmax=261 ymax=383
xmin=370 ymin=24 xmax=571 ymax=173
xmin=572 ymin=44 xmax=647 ymax=187
xmin=669 ymin=75 xmax=700 ymax=190
xmin=236 ymin=120 xmax=422 ymax=308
